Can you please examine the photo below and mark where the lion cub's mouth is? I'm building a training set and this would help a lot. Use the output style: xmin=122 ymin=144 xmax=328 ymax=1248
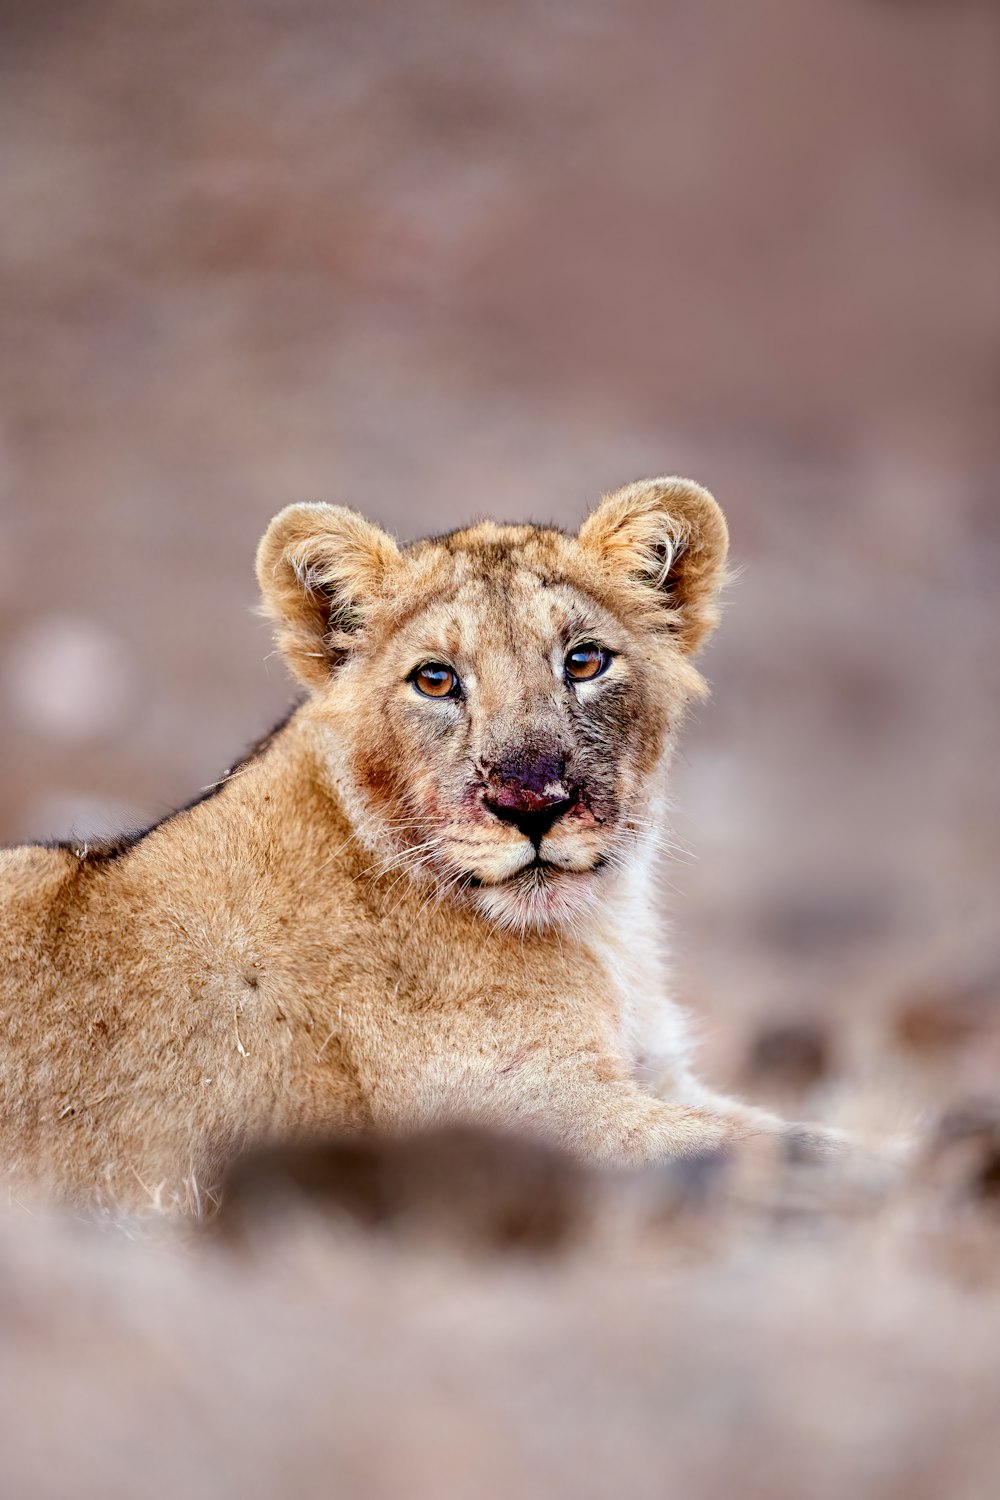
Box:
xmin=461 ymin=855 xmax=607 ymax=890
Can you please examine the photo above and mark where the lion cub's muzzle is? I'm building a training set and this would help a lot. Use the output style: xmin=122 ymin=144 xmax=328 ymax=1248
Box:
xmin=482 ymin=749 xmax=576 ymax=848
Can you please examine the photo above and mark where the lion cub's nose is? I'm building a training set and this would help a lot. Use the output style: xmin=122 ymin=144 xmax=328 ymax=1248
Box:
xmin=484 ymin=752 xmax=574 ymax=847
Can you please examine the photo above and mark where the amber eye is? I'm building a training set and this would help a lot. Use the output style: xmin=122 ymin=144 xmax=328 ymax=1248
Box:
xmin=565 ymin=644 xmax=610 ymax=683
xmin=411 ymin=662 xmax=460 ymax=699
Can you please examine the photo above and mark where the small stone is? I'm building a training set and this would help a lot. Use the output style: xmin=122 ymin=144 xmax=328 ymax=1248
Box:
xmin=745 ymin=1020 xmax=833 ymax=1094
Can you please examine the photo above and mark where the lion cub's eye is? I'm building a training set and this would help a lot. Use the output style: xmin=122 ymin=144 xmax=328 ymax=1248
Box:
xmin=565 ymin=644 xmax=610 ymax=683
xmin=411 ymin=662 xmax=461 ymax=699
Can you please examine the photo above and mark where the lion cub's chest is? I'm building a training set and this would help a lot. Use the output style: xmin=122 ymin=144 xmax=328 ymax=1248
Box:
xmin=582 ymin=878 xmax=695 ymax=1087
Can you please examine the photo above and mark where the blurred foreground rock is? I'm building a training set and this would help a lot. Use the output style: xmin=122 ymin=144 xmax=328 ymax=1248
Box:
xmin=4 ymin=1120 xmax=1000 ymax=1500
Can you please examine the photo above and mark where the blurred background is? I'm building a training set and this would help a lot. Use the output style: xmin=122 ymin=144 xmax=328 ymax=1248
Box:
xmin=1 ymin=0 xmax=997 ymax=1106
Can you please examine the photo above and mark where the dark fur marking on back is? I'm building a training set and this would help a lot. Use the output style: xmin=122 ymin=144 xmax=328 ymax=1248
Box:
xmin=37 ymin=701 xmax=304 ymax=867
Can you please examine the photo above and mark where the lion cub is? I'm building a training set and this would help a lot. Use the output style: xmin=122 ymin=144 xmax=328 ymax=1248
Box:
xmin=1 ymin=478 xmax=795 ymax=1211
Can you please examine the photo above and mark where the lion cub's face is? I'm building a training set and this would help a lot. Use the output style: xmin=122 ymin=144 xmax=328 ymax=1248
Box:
xmin=257 ymin=479 xmax=728 ymax=931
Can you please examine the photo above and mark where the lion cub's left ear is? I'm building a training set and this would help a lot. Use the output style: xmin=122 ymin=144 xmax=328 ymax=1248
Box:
xmin=578 ymin=477 xmax=729 ymax=654
xmin=256 ymin=503 xmax=402 ymax=688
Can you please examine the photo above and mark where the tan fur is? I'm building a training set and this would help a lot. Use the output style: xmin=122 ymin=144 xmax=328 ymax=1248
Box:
xmin=1 ymin=477 xmax=797 ymax=1211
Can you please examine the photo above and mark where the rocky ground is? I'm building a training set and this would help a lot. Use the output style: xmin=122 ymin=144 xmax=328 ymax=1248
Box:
xmin=3 ymin=1119 xmax=1000 ymax=1500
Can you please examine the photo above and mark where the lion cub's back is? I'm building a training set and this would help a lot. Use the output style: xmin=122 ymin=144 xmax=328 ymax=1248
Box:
xmin=1 ymin=842 xmax=79 ymax=896
xmin=0 ymin=844 xmax=81 ymax=959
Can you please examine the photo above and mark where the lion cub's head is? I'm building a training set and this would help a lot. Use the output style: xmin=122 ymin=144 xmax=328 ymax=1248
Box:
xmin=257 ymin=478 xmax=728 ymax=931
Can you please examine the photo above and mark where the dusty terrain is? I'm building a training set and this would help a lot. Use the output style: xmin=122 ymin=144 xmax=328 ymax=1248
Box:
xmin=0 ymin=1 xmax=998 ymax=1493
xmin=3 ymin=1119 xmax=1000 ymax=1500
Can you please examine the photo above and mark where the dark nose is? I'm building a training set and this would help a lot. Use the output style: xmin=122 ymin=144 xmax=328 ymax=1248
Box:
xmin=484 ymin=751 xmax=574 ymax=846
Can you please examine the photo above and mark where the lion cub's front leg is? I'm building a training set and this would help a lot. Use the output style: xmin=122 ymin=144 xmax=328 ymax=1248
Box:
xmin=660 ymin=1071 xmax=883 ymax=1168
xmin=479 ymin=1051 xmax=760 ymax=1166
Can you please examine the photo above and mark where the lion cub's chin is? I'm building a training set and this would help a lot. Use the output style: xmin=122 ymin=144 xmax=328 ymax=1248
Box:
xmin=466 ymin=863 xmax=603 ymax=933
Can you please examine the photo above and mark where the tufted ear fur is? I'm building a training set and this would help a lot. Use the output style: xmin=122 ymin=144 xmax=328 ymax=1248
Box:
xmin=577 ymin=477 xmax=729 ymax=654
xmin=256 ymin=503 xmax=403 ymax=689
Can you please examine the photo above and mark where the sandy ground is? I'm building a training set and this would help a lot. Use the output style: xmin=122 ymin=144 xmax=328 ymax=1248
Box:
xmin=3 ymin=1120 xmax=1000 ymax=1500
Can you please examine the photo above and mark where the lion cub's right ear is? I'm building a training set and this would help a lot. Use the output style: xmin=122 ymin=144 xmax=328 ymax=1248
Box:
xmin=578 ymin=477 xmax=729 ymax=655
xmin=256 ymin=503 xmax=402 ymax=689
